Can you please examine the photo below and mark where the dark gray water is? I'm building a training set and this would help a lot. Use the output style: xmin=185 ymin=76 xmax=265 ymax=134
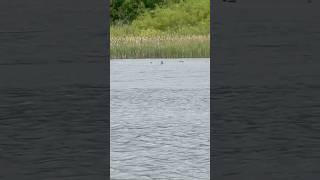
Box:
xmin=0 ymin=1 xmax=108 ymax=179
xmin=0 ymin=64 xmax=107 ymax=180
xmin=111 ymin=59 xmax=210 ymax=180
xmin=0 ymin=67 xmax=107 ymax=179
xmin=213 ymin=1 xmax=320 ymax=179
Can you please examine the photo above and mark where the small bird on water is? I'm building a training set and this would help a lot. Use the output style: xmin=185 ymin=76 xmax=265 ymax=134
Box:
xmin=160 ymin=61 xmax=164 ymax=65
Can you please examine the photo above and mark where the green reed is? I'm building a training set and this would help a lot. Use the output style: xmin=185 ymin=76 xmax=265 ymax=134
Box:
xmin=110 ymin=34 xmax=210 ymax=59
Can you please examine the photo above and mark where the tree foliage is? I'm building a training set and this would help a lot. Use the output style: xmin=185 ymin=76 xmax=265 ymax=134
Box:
xmin=110 ymin=0 xmax=183 ymax=23
xmin=111 ymin=0 xmax=210 ymax=36
xmin=132 ymin=0 xmax=210 ymax=35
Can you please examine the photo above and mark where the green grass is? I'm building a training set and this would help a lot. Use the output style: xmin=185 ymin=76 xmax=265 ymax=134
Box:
xmin=111 ymin=34 xmax=209 ymax=59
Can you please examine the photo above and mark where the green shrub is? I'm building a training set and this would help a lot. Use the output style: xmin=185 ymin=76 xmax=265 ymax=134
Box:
xmin=110 ymin=0 xmax=184 ymax=23
xmin=132 ymin=0 xmax=209 ymax=35
xmin=110 ymin=0 xmax=145 ymax=23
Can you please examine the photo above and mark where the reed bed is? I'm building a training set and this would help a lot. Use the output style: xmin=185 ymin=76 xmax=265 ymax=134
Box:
xmin=110 ymin=34 xmax=210 ymax=59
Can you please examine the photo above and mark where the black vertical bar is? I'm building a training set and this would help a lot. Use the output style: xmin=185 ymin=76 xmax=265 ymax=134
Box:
xmin=210 ymin=0 xmax=214 ymax=179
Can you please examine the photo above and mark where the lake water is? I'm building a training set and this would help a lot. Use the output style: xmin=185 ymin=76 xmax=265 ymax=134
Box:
xmin=213 ymin=2 xmax=320 ymax=179
xmin=111 ymin=59 xmax=210 ymax=180
xmin=0 ymin=1 xmax=107 ymax=179
xmin=0 ymin=64 xmax=107 ymax=180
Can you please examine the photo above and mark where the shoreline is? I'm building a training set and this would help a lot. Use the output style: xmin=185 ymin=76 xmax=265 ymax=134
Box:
xmin=110 ymin=58 xmax=210 ymax=61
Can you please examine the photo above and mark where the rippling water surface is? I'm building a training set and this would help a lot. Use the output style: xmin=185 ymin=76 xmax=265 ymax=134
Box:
xmin=0 ymin=63 xmax=107 ymax=179
xmin=213 ymin=2 xmax=320 ymax=179
xmin=0 ymin=1 xmax=107 ymax=179
xmin=111 ymin=59 xmax=210 ymax=180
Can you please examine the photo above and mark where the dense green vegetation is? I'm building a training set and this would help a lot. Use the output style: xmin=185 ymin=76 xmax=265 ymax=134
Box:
xmin=111 ymin=35 xmax=209 ymax=59
xmin=110 ymin=0 xmax=210 ymax=59
xmin=111 ymin=0 xmax=183 ymax=24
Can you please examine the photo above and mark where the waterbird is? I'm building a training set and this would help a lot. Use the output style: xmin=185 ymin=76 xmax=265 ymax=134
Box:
xmin=160 ymin=61 xmax=164 ymax=65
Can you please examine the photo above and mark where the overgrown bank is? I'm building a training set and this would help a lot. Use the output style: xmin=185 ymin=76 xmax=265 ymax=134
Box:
xmin=110 ymin=0 xmax=210 ymax=59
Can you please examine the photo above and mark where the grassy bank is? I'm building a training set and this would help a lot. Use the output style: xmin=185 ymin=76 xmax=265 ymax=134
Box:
xmin=111 ymin=34 xmax=209 ymax=59
xmin=110 ymin=0 xmax=209 ymax=59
